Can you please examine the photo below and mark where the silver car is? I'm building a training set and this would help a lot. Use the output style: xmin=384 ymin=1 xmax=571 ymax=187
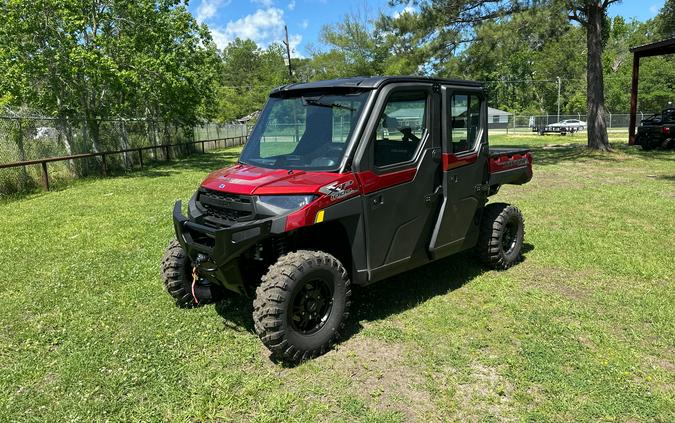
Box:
xmin=547 ymin=119 xmax=586 ymax=131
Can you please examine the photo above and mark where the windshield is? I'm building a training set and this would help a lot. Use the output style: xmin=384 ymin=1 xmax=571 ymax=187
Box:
xmin=240 ymin=90 xmax=371 ymax=171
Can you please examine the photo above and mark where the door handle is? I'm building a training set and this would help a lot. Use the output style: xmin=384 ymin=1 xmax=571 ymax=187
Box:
xmin=371 ymin=194 xmax=384 ymax=209
xmin=425 ymin=186 xmax=443 ymax=205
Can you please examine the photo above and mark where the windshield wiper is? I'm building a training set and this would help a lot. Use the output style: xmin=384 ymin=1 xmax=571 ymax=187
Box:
xmin=302 ymin=97 xmax=355 ymax=111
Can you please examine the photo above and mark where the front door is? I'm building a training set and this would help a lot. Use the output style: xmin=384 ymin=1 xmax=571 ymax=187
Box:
xmin=428 ymin=87 xmax=488 ymax=259
xmin=354 ymin=84 xmax=441 ymax=282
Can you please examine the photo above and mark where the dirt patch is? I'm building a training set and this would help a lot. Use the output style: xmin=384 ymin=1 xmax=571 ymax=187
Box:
xmin=326 ymin=336 xmax=435 ymax=420
xmin=519 ymin=267 xmax=596 ymax=301
xmin=452 ymin=362 xmax=517 ymax=422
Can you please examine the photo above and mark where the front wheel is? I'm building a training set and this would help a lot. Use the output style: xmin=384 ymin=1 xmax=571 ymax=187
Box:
xmin=476 ymin=203 xmax=525 ymax=270
xmin=160 ymin=239 xmax=199 ymax=308
xmin=253 ymin=250 xmax=351 ymax=363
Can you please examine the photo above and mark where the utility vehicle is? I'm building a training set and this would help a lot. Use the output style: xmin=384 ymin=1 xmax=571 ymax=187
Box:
xmin=635 ymin=103 xmax=675 ymax=150
xmin=161 ymin=77 xmax=533 ymax=363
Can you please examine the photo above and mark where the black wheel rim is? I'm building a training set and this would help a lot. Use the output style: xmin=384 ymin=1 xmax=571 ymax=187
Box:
xmin=501 ymin=220 xmax=518 ymax=255
xmin=290 ymin=278 xmax=333 ymax=335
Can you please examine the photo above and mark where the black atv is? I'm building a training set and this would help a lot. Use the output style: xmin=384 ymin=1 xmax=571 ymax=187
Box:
xmin=635 ymin=104 xmax=675 ymax=150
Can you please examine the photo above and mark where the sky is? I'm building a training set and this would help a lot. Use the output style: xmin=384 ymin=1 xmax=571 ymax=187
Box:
xmin=187 ymin=0 xmax=668 ymax=57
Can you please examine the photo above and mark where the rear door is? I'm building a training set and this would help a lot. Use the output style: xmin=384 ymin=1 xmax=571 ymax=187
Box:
xmin=428 ymin=86 xmax=488 ymax=259
xmin=353 ymin=83 xmax=442 ymax=281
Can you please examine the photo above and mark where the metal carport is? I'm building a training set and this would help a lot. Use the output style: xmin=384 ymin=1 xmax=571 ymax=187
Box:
xmin=628 ymin=36 xmax=675 ymax=144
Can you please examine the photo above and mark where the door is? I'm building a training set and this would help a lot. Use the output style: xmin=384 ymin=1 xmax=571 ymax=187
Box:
xmin=428 ymin=87 xmax=488 ymax=259
xmin=354 ymin=84 xmax=442 ymax=282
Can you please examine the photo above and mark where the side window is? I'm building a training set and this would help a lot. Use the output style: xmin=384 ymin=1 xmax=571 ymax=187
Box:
xmin=449 ymin=93 xmax=482 ymax=154
xmin=374 ymin=91 xmax=428 ymax=167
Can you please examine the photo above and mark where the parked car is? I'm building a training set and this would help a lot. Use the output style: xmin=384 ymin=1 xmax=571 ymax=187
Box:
xmin=161 ymin=76 xmax=533 ymax=363
xmin=547 ymin=119 xmax=586 ymax=131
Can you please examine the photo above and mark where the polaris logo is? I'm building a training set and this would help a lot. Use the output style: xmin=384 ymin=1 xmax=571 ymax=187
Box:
xmin=320 ymin=180 xmax=358 ymax=201
xmin=218 ymin=183 xmax=226 ymax=189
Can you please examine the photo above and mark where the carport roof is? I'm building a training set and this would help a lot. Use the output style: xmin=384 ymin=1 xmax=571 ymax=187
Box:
xmin=629 ymin=36 xmax=675 ymax=57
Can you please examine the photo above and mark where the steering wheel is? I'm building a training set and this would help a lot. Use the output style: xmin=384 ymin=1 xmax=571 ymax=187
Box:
xmin=399 ymin=127 xmax=420 ymax=143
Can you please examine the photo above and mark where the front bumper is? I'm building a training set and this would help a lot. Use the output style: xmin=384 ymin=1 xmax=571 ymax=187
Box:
xmin=173 ymin=201 xmax=274 ymax=294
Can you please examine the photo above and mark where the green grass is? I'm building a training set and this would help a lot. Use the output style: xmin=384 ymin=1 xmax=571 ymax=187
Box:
xmin=0 ymin=133 xmax=673 ymax=421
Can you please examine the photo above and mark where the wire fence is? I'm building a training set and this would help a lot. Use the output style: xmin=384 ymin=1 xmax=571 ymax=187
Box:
xmin=0 ymin=115 xmax=247 ymax=195
xmin=487 ymin=112 xmax=654 ymax=134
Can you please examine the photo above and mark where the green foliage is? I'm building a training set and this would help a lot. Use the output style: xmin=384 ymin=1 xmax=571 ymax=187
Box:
xmin=215 ymin=39 xmax=288 ymax=123
xmin=654 ymin=0 xmax=675 ymax=38
xmin=0 ymin=1 xmax=220 ymax=144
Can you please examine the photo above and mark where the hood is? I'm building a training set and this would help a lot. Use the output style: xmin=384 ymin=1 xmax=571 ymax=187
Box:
xmin=200 ymin=164 xmax=349 ymax=195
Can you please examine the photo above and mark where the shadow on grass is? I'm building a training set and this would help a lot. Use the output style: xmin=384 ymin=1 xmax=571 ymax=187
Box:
xmin=655 ymin=174 xmax=675 ymax=182
xmin=213 ymin=243 xmax=534 ymax=364
xmin=118 ymin=150 xmax=241 ymax=179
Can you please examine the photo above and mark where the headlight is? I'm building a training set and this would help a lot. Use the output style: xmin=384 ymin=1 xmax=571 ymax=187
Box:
xmin=255 ymin=195 xmax=317 ymax=215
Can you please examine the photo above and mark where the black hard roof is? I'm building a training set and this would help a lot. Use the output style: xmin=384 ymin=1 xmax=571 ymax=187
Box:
xmin=271 ymin=76 xmax=483 ymax=95
xmin=630 ymin=36 xmax=675 ymax=57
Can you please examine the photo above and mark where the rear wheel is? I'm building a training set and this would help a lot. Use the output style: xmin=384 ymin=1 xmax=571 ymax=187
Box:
xmin=160 ymin=239 xmax=198 ymax=308
xmin=476 ymin=203 xmax=525 ymax=270
xmin=253 ymin=250 xmax=351 ymax=363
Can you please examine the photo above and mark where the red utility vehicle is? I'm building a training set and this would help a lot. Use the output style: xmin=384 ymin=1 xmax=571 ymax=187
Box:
xmin=161 ymin=77 xmax=532 ymax=362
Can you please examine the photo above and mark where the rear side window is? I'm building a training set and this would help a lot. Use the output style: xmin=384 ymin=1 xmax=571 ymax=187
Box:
xmin=373 ymin=91 xmax=428 ymax=167
xmin=448 ymin=93 xmax=481 ymax=154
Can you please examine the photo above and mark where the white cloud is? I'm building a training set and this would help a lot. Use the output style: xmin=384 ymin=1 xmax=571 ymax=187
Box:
xmin=197 ymin=0 xmax=231 ymax=23
xmin=209 ymin=28 xmax=230 ymax=49
xmin=288 ymin=34 xmax=304 ymax=58
xmin=288 ymin=0 xmax=296 ymax=11
xmin=300 ymin=19 xmax=309 ymax=29
xmin=392 ymin=1 xmax=415 ymax=18
xmin=224 ymin=8 xmax=284 ymax=44
xmin=252 ymin=0 xmax=275 ymax=7
xmin=208 ymin=7 xmax=303 ymax=57
xmin=649 ymin=4 xmax=660 ymax=15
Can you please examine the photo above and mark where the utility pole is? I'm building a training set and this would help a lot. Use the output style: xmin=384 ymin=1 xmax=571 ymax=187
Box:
xmin=556 ymin=76 xmax=561 ymax=122
xmin=282 ymin=25 xmax=293 ymax=80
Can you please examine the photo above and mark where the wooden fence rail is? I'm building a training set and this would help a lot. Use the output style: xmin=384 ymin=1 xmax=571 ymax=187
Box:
xmin=0 ymin=135 xmax=247 ymax=191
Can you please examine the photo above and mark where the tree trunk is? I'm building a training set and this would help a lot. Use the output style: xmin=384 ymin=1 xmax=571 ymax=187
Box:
xmin=585 ymin=3 xmax=611 ymax=151
xmin=57 ymin=117 xmax=76 ymax=173
xmin=15 ymin=119 xmax=29 ymax=189
xmin=118 ymin=120 xmax=131 ymax=169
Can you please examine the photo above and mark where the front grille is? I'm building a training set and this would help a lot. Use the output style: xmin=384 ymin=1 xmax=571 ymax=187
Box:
xmin=197 ymin=188 xmax=255 ymax=224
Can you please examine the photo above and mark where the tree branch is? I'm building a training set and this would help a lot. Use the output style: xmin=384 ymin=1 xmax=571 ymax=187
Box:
xmin=565 ymin=1 xmax=586 ymax=24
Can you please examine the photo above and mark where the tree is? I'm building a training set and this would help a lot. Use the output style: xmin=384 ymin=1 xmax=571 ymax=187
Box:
xmin=654 ymin=0 xmax=675 ymax=38
xmin=388 ymin=0 xmax=622 ymax=150
xmin=565 ymin=0 xmax=620 ymax=151
xmin=216 ymin=39 xmax=287 ymax=122
xmin=0 ymin=0 xmax=220 ymax=154
xmin=440 ymin=5 xmax=585 ymax=114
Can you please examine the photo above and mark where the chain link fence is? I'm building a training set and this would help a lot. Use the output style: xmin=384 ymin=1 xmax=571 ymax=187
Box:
xmin=487 ymin=112 xmax=654 ymax=134
xmin=0 ymin=115 xmax=247 ymax=195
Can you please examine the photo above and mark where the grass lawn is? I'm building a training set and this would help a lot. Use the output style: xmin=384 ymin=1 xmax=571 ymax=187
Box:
xmin=0 ymin=133 xmax=673 ymax=421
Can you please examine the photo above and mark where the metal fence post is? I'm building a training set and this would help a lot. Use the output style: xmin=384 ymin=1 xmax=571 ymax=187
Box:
xmin=138 ymin=149 xmax=144 ymax=170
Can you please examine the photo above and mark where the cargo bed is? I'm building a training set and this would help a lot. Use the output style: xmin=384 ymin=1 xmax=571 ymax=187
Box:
xmin=488 ymin=147 xmax=533 ymax=186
